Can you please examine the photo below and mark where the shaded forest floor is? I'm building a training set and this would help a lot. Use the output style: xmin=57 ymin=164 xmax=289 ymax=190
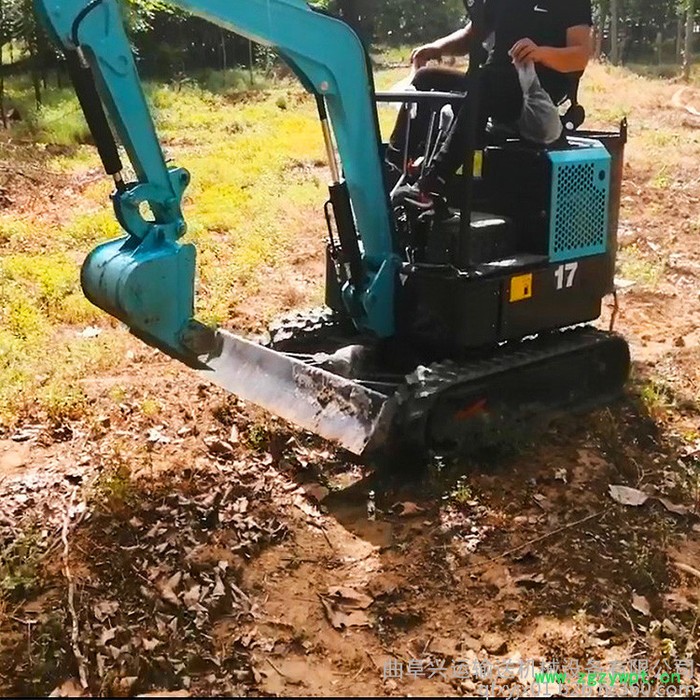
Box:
xmin=1 ymin=63 xmax=700 ymax=696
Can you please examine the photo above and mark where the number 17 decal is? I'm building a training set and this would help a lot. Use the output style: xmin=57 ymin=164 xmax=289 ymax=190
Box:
xmin=555 ymin=262 xmax=578 ymax=290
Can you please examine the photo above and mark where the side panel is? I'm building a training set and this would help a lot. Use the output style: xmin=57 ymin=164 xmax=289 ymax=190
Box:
xmin=500 ymin=255 xmax=609 ymax=340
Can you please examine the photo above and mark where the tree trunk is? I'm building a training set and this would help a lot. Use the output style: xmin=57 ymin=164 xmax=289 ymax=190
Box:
xmin=29 ymin=43 xmax=42 ymax=108
xmin=656 ymin=31 xmax=663 ymax=65
xmin=595 ymin=11 xmax=604 ymax=60
xmin=220 ymin=30 xmax=227 ymax=71
xmin=683 ymin=0 xmax=695 ymax=82
xmin=677 ymin=15 xmax=685 ymax=63
xmin=0 ymin=0 xmax=6 ymax=129
xmin=610 ymin=0 xmax=620 ymax=66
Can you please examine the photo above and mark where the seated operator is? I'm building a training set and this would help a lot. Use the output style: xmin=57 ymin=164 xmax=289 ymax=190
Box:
xmin=389 ymin=0 xmax=593 ymax=210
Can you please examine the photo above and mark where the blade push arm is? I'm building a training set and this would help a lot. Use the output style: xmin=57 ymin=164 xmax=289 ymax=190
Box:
xmin=34 ymin=0 xmax=398 ymax=353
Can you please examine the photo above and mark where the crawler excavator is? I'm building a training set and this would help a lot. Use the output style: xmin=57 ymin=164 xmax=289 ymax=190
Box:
xmin=34 ymin=0 xmax=631 ymax=460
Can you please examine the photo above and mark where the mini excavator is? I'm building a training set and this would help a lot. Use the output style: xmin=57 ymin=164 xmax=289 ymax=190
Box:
xmin=34 ymin=0 xmax=630 ymax=459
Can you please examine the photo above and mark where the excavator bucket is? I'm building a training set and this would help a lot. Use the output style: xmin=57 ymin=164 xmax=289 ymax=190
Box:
xmin=192 ymin=329 xmax=395 ymax=456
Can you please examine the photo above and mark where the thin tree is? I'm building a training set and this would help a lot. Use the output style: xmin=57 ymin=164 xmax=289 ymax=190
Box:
xmin=683 ymin=0 xmax=695 ymax=81
xmin=610 ymin=0 xmax=620 ymax=65
xmin=0 ymin=0 xmax=6 ymax=129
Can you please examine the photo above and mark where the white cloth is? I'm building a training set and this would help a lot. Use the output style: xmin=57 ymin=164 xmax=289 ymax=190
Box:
xmin=514 ymin=60 xmax=563 ymax=144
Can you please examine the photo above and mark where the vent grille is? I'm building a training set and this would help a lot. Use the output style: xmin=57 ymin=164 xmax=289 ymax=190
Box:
xmin=550 ymin=153 xmax=609 ymax=262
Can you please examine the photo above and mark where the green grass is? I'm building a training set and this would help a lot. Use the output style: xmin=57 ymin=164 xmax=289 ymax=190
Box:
xmin=618 ymin=244 xmax=666 ymax=288
xmin=0 ymin=70 xmax=330 ymax=424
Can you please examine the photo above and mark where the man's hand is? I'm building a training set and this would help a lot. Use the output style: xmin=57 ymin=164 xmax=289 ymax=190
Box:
xmin=509 ymin=38 xmax=543 ymax=65
xmin=411 ymin=43 xmax=442 ymax=68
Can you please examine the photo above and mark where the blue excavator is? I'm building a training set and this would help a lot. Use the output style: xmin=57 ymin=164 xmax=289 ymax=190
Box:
xmin=34 ymin=0 xmax=630 ymax=460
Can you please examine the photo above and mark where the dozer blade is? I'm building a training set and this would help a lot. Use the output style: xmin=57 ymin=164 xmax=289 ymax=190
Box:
xmin=192 ymin=328 xmax=395 ymax=456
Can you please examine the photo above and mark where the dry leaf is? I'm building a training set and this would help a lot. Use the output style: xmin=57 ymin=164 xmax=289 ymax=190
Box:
xmin=320 ymin=598 xmax=371 ymax=629
xmin=212 ymin=576 xmax=226 ymax=599
xmin=115 ymin=677 xmax=138 ymax=695
xmin=142 ymin=637 xmax=161 ymax=651
xmin=49 ymin=678 xmax=86 ymax=697
xmin=393 ymin=501 xmax=425 ymax=517
xmin=514 ymin=573 xmax=546 ymax=588
xmin=166 ymin=571 xmax=182 ymax=591
xmin=608 ymin=485 xmax=649 ymax=507
xmin=533 ymin=493 xmax=552 ymax=510
xmin=93 ymin=600 xmax=119 ymax=622
xmin=656 ymin=497 xmax=689 ymax=516
xmin=146 ymin=427 xmax=171 ymax=444
xmin=79 ymin=326 xmax=102 ymax=338
xmin=632 ymin=593 xmax=651 ymax=616
xmin=183 ymin=584 xmax=201 ymax=608
xmin=320 ymin=585 xmax=373 ymax=629
xmin=159 ymin=583 xmax=180 ymax=607
xmin=325 ymin=586 xmax=373 ymax=609
xmin=98 ymin=627 xmax=117 ymax=647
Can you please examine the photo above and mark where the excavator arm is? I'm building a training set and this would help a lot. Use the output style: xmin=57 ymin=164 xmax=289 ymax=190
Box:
xmin=33 ymin=0 xmax=401 ymax=456
xmin=34 ymin=0 xmax=398 ymax=351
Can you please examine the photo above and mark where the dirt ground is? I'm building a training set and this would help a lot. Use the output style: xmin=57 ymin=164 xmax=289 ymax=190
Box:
xmin=2 ymin=68 xmax=700 ymax=697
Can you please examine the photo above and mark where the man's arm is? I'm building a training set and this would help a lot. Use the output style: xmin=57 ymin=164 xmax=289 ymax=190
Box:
xmin=509 ymin=25 xmax=593 ymax=73
xmin=412 ymin=23 xmax=474 ymax=67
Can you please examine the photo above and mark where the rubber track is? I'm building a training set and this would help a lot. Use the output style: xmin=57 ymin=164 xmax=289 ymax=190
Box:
xmin=395 ymin=326 xmax=629 ymax=454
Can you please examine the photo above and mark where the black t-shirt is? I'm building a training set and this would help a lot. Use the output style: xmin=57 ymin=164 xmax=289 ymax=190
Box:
xmin=483 ymin=0 xmax=593 ymax=102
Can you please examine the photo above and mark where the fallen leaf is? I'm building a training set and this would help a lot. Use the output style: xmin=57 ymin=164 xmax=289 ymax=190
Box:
xmin=79 ymin=326 xmax=102 ymax=338
xmin=320 ymin=585 xmax=374 ymax=630
xmin=393 ymin=501 xmax=425 ymax=517
xmin=212 ymin=576 xmax=226 ymax=599
xmin=554 ymin=468 xmax=568 ymax=484
xmin=98 ymin=627 xmax=117 ymax=646
xmin=293 ymin=495 xmax=321 ymax=519
xmin=656 ymin=497 xmax=689 ymax=516
xmin=514 ymin=573 xmax=546 ymax=588
xmin=325 ymin=586 xmax=373 ymax=609
xmin=320 ymin=597 xmax=371 ymax=629
xmin=166 ymin=571 xmax=182 ymax=591
xmin=608 ymin=485 xmax=649 ymax=507
xmin=183 ymin=584 xmax=201 ymax=608
xmin=146 ymin=427 xmax=171 ymax=445
xmin=632 ymin=593 xmax=650 ymax=617
xmin=115 ymin=677 xmax=138 ymax=695
xmin=93 ymin=600 xmax=119 ymax=622
xmin=159 ymin=583 xmax=180 ymax=607
xmin=533 ymin=493 xmax=552 ymax=510
xmin=49 ymin=678 xmax=85 ymax=697
xmin=204 ymin=437 xmax=234 ymax=457
xmin=142 ymin=637 xmax=161 ymax=651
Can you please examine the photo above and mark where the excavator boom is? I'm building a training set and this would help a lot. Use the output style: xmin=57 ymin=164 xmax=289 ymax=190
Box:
xmin=33 ymin=0 xmax=403 ymax=455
